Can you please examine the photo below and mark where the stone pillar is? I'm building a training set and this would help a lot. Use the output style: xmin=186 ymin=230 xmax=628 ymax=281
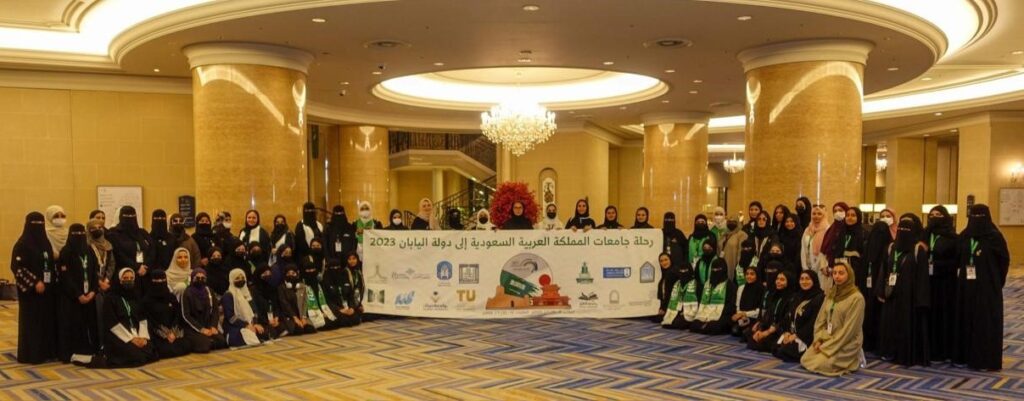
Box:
xmin=886 ymin=137 xmax=925 ymax=216
xmin=338 ymin=125 xmax=389 ymax=220
xmin=641 ymin=112 xmax=711 ymax=231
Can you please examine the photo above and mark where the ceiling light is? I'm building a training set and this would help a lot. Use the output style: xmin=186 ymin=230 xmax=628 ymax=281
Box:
xmin=339 ymin=81 xmax=350 ymax=85
xmin=664 ymin=69 xmax=675 ymax=73
xmin=152 ymin=68 xmax=160 ymax=72
xmin=661 ymin=100 xmax=670 ymax=103
xmin=887 ymin=67 xmax=900 ymax=71
xmin=950 ymin=129 xmax=958 ymax=133
xmin=737 ymin=16 xmax=752 ymax=21
xmin=517 ymin=57 xmax=533 ymax=63
xmin=1012 ymin=50 xmax=1024 ymax=55
xmin=480 ymin=100 xmax=556 ymax=156
xmin=724 ymin=154 xmax=746 ymax=173
xmin=372 ymin=71 xmax=382 ymax=75
xmin=921 ymin=77 xmax=933 ymax=81
xmin=934 ymin=112 xmax=943 ymax=116
xmin=689 ymin=90 xmax=699 ymax=94
xmin=311 ymin=18 xmax=327 ymax=23
xmin=522 ymin=5 xmax=540 ymax=11
xmin=433 ymin=62 xmax=445 ymax=66
xmin=875 ymin=155 xmax=887 ymax=171
xmin=644 ymin=38 xmax=694 ymax=49
xmin=619 ymin=106 xmax=627 ymax=110
xmin=693 ymin=79 xmax=703 ymax=84
xmin=603 ymin=61 xmax=615 ymax=66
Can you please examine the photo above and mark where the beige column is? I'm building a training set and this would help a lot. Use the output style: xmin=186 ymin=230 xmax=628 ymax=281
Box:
xmin=923 ymin=139 xmax=939 ymax=204
xmin=497 ymin=145 xmax=514 ymax=183
xmin=432 ymin=168 xmax=445 ymax=202
xmin=886 ymin=137 xmax=925 ymax=215
xmin=185 ymin=42 xmax=313 ymax=224
xmin=388 ymin=170 xmax=400 ymax=212
xmin=862 ymin=145 xmax=878 ymax=205
xmin=338 ymin=125 xmax=389 ymax=220
xmin=738 ymin=39 xmax=873 ymax=209
xmin=641 ymin=112 xmax=711 ymax=231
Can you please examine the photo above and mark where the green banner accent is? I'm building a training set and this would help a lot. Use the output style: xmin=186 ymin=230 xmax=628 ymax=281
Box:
xmin=499 ymin=271 xmax=540 ymax=297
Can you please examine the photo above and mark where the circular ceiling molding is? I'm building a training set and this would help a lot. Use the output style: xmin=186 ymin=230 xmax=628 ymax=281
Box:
xmin=372 ymin=67 xmax=669 ymax=111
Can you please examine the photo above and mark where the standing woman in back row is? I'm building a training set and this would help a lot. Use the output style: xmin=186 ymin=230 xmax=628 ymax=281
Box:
xmin=923 ymin=205 xmax=958 ymax=362
xmin=952 ymin=204 xmax=1009 ymax=371
xmin=239 ymin=210 xmax=272 ymax=262
xmin=12 ymin=212 xmax=57 ymax=364
xmin=565 ymin=199 xmax=596 ymax=231
xmin=876 ymin=214 xmax=930 ymax=366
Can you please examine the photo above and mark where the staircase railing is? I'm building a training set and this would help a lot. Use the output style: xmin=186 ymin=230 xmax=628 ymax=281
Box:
xmin=436 ymin=176 xmax=498 ymax=229
xmin=389 ymin=131 xmax=496 ymax=170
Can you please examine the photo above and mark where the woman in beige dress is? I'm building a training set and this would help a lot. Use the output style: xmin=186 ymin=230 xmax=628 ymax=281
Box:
xmin=801 ymin=261 xmax=865 ymax=376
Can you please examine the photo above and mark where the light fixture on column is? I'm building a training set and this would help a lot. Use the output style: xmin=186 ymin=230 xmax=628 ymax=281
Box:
xmin=1011 ymin=162 xmax=1024 ymax=184
xmin=480 ymin=100 xmax=557 ymax=156
xmin=723 ymin=153 xmax=746 ymax=173
xmin=875 ymin=154 xmax=888 ymax=171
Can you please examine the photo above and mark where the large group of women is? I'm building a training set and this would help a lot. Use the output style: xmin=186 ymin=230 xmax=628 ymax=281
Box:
xmin=10 ymin=195 xmax=1010 ymax=376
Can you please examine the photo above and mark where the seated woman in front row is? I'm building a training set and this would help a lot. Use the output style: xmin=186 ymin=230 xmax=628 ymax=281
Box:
xmin=690 ymin=240 xmax=737 ymax=334
xmin=222 ymin=268 xmax=267 ymax=347
xmin=730 ymin=267 xmax=764 ymax=337
xmin=181 ymin=268 xmax=228 ymax=353
xmin=744 ymin=270 xmax=796 ymax=352
xmin=774 ymin=270 xmax=824 ymax=362
xmin=801 ymin=261 xmax=865 ymax=376
xmin=101 ymin=268 xmax=159 ymax=368
xmin=662 ymin=260 xmax=699 ymax=329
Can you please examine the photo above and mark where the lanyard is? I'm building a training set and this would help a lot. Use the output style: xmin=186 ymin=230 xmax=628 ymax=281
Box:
xmin=843 ymin=234 xmax=852 ymax=250
xmin=80 ymin=255 xmax=89 ymax=291
xmin=929 ymin=234 xmax=937 ymax=262
xmin=698 ymin=257 xmax=717 ymax=284
xmin=827 ymin=299 xmax=837 ymax=325
xmin=121 ymin=298 xmax=134 ymax=328
xmin=969 ymin=239 xmax=979 ymax=265
xmin=892 ymin=251 xmax=903 ymax=275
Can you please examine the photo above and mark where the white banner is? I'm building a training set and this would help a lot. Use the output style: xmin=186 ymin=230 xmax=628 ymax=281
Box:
xmin=362 ymin=229 xmax=664 ymax=318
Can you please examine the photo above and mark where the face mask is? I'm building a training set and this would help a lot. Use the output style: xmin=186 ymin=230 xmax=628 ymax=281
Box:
xmin=275 ymin=223 xmax=286 ymax=229
xmin=880 ymin=217 xmax=894 ymax=226
xmin=696 ymin=223 xmax=707 ymax=230
xmin=287 ymin=275 xmax=299 ymax=283
xmin=235 ymin=251 xmax=246 ymax=258
xmin=359 ymin=210 xmax=371 ymax=219
xmin=194 ymin=277 xmax=206 ymax=285
xmin=52 ymin=218 xmax=66 ymax=228
xmin=121 ymin=281 xmax=134 ymax=290
xmin=726 ymin=222 xmax=738 ymax=231
xmin=172 ymin=223 xmax=184 ymax=231
xmin=547 ymin=212 xmax=557 ymax=219
xmin=796 ymin=205 xmax=806 ymax=212
xmin=703 ymin=248 xmax=714 ymax=256
xmin=222 ymin=222 xmax=232 ymax=229
xmin=834 ymin=211 xmax=845 ymax=221
xmin=250 ymin=251 xmax=263 ymax=258
xmin=713 ymin=215 xmax=725 ymax=224
xmin=210 ymin=257 xmax=222 ymax=264
xmin=480 ymin=217 xmax=489 ymax=224
xmin=392 ymin=218 xmax=402 ymax=225
xmin=90 ymin=230 xmax=103 ymax=239
xmin=233 ymin=280 xmax=246 ymax=288
xmin=311 ymin=248 xmax=322 ymax=255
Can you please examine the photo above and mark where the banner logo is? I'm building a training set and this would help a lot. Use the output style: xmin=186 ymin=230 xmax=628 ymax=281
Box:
xmin=437 ymin=261 xmax=453 ymax=281
xmin=576 ymin=262 xmax=594 ymax=284
xmin=578 ymin=292 xmax=598 ymax=301
xmin=425 ymin=290 xmax=448 ymax=311
xmin=392 ymin=267 xmax=431 ymax=281
xmin=367 ymin=264 xmax=388 ymax=284
xmin=639 ymin=262 xmax=655 ymax=283
xmin=395 ymin=291 xmax=415 ymax=307
xmin=486 ymin=253 xmax=570 ymax=310
xmin=609 ymin=290 xmax=621 ymax=304
xmin=603 ymin=266 xmax=631 ymax=279
xmin=459 ymin=264 xmax=480 ymax=284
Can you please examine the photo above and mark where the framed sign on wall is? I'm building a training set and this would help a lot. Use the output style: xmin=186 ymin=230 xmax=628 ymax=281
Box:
xmin=97 ymin=186 xmax=143 ymax=228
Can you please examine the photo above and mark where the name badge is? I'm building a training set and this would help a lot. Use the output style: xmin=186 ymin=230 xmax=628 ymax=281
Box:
xmin=136 ymin=251 xmax=145 ymax=264
xmin=866 ymin=276 xmax=872 ymax=289
xmin=83 ymin=281 xmax=90 ymax=294
xmin=43 ymin=270 xmax=52 ymax=284
xmin=750 ymin=256 xmax=759 ymax=267
xmin=929 ymin=262 xmax=934 ymax=276
xmin=267 ymin=312 xmax=275 ymax=321
xmin=888 ymin=273 xmax=897 ymax=287
xmin=966 ymin=266 xmax=977 ymax=280
xmin=334 ymin=241 xmax=342 ymax=253
xmin=827 ymin=322 xmax=833 ymax=335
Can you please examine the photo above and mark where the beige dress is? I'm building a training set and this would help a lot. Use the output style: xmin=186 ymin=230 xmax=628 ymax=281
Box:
xmin=801 ymin=291 xmax=865 ymax=376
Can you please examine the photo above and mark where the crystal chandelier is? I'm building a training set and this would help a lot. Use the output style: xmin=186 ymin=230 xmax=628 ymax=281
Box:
xmin=875 ymin=155 xmax=888 ymax=171
xmin=480 ymin=100 xmax=557 ymax=156
xmin=724 ymin=153 xmax=746 ymax=173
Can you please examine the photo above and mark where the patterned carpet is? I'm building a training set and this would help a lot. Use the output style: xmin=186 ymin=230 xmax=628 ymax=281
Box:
xmin=1 ymin=277 xmax=1022 ymax=401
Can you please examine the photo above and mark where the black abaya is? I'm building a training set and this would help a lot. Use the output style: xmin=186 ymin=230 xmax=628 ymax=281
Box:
xmin=877 ymin=244 xmax=931 ymax=366
xmin=11 ymin=215 xmax=58 ymax=364
xmin=952 ymin=205 xmax=1009 ymax=370
xmin=862 ymin=221 xmax=891 ymax=353
xmin=924 ymin=208 xmax=958 ymax=362
xmin=57 ymin=237 xmax=101 ymax=363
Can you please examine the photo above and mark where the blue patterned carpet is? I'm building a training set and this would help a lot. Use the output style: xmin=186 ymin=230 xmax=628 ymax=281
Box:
xmin=1 ymin=277 xmax=1022 ymax=400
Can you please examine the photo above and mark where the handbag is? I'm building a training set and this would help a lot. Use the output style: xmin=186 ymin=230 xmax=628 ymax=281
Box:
xmin=0 ymin=279 xmax=17 ymax=301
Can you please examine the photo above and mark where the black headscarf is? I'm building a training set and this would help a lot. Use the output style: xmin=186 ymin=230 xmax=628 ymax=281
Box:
xmin=271 ymin=214 xmax=290 ymax=245
xmin=752 ymin=211 xmax=773 ymax=240
xmin=448 ymin=209 xmax=465 ymax=230
xmin=795 ymin=196 xmax=812 ymax=230
xmin=924 ymin=205 xmax=956 ymax=239
xmin=690 ymin=214 xmax=712 ymax=240
xmin=962 ymin=204 xmax=998 ymax=239
xmin=738 ymin=266 xmax=764 ymax=310
xmin=61 ymin=223 xmax=89 ymax=259
xmin=600 ymin=206 xmax=621 ymax=229
xmin=895 ymin=213 xmax=924 ymax=253
xmin=778 ymin=213 xmax=803 ymax=262
xmin=837 ymin=207 xmax=864 ymax=254
xmin=632 ymin=207 xmax=653 ymax=229
xmin=241 ymin=209 xmax=262 ymax=236
xmin=19 ymin=212 xmax=53 ymax=258
xmin=386 ymin=209 xmax=406 ymax=230
xmin=151 ymin=209 xmax=170 ymax=238
xmin=301 ymin=256 xmax=320 ymax=286
xmin=795 ymin=270 xmax=823 ymax=302
xmin=302 ymin=202 xmax=319 ymax=228
xmin=143 ymin=269 xmax=176 ymax=305
xmin=169 ymin=212 xmax=188 ymax=242
xmin=865 ymin=220 xmax=893 ymax=266
xmin=771 ymin=205 xmax=792 ymax=232
xmin=503 ymin=201 xmax=533 ymax=230
xmin=328 ymin=205 xmax=352 ymax=233
xmin=565 ymin=199 xmax=595 ymax=229
xmin=322 ymin=257 xmax=344 ymax=287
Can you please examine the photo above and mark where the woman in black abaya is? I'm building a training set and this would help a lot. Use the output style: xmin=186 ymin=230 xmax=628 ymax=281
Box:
xmin=12 ymin=212 xmax=57 ymax=364
xmin=565 ymin=199 xmax=596 ymax=231
xmin=923 ymin=205 xmax=958 ymax=362
xmin=57 ymin=224 xmax=101 ymax=363
xmin=101 ymin=268 xmax=159 ymax=368
xmin=596 ymin=206 xmax=622 ymax=229
xmin=501 ymin=201 xmax=534 ymax=230
xmin=876 ymin=214 xmax=930 ymax=366
xmin=952 ymin=204 xmax=1009 ymax=371
xmin=661 ymin=212 xmax=688 ymax=269
xmin=774 ymin=270 xmax=824 ymax=362
xmin=239 ymin=209 xmax=272 ymax=263
xmin=106 ymin=206 xmax=153 ymax=278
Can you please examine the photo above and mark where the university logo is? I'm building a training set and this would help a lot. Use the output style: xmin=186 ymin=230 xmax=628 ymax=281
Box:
xmin=431 ymin=291 xmax=441 ymax=304
xmin=437 ymin=261 xmax=453 ymax=281
xmin=424 ymin=290 xmax=448 ymax=311
xmin=395 ymin=291 xmax=416 ymax=306
xmin=459 ymin=263 xmax=480 ymax=284
xmin=366 ymin=288 xmax=386 ymax=304
xmin=576 ymin=262 xmax=594 ymax=284
xmin=578 ymin=292 xmax=598 ymax=301
xmin=456 ymin=289 xmax=477 ymax=303
xmin=639 ymin=262 xmax=656 ymax=283
xmin=603 ymin=266 xmax=631 ymax=279
xmin=609 ymin=290 xmax=621 ymax=305
xmin=392 ymin=267 xmax=431 ymax=280
xmin=367 ymin=264 xmax=388 ymax=284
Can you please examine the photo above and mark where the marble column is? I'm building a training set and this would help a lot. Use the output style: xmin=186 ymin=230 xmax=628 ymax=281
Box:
xmin=185 ymin=42 xmax=313 ymax=225
xmin=885 ymin=137 xmax=925 ymax=216
xmin=641 ymin=112 xmax=711 ymax=231
xmin=338 ymin=125 xmax=390 ymax=220
xmin=738 ymin=39 xmax=873 ymax=209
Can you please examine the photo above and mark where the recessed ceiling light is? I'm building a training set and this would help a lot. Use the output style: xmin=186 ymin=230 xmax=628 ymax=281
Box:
xmin=1012 ymin=50 xmax=1024 ymax=55
xmin=693 ymin=79 xmax=703 ymax=84
xmin=921 ymin=77 xmax=933 ymax=81
xmin=522 ymin=4 xmax=540 ymax=11
xmin=568 ymin=110 xmax=575 ymax=114
xmin=517 ymin=57 xmax=533 ymax=63
xmin=661 ymin=100 xmax=670 ymax=103
xmin=644 ymin=38 xmax=694 ymax=48
xmin=887 ymin=67 xmax=900 ymax=71
xmin=664 ymin=69 xmax=675 ymax=73
xmin=152 ymin=68 xmax=160 ymax=72
xmin=934 ymin=112 xmax=943 ymax=116
xmin=737 ymin=16 xmax=752 ymax=21
xmin=433 ymin=62 xmax=445 ymax=66
xmin=923 ymin=134 xmax=930 ymax=137
xmin=372 ymin=71 xmax=382 ymax=75
xmin=619 ymin=106 xmax=627 ymax=110
xmin=950 ymin=129 xmax=958 ymax=133
xmin=311 ymin=18 xmax=327 ymax=23
xmin=603 ymin=61 xmax=615 ymax=66
xmin=689 ymin=90 xmax=699 ymax=94
xmin=339 ymin=81 xmax=350 ymax=85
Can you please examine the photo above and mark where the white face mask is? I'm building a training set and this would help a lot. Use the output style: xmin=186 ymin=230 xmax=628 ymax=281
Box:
xmin=879 ymin=216 xmax=894 ymax=226
xmin=392 ymin=218 xmax=402 ymax=225
xmin=360 ymin=210 xmax=371 ymax=219
xmin=222 ymin=221 xmax=232 ymax=229
xmin=52 ymin=218 xmax=66 ymax=228
xmin=834 ymin=211 xmax=845 ymax=221
xmin=713 ymin=215 xmax=725 ymax=225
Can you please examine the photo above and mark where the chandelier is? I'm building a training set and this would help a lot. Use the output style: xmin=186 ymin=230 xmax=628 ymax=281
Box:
xmin=724 ymin=153 xmax=746 ymax=173
xmin=875 ymin=155 xmax=888 ymax=171
xmin=480 ymin=100 xmax=557 ymax=156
